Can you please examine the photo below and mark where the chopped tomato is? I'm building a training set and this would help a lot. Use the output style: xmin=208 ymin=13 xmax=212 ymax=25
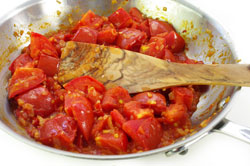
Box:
xmin=123 ymin=101 xmax=154 ymax=120
xmin=93 ymin=100 xmax=104 ymax=117
xmin=65 ymin=91 xmax=94 ymax=141
xmin=116 ymin=28 xmax=147 ymax=50
xmin=37 ymin=54 xmax=59 ymax=77
xmin=129 ymin=7 xmax=144 ymax=23
xmin=16 ymin=86 xmax=54 ymax=117
xmin=139 ymin=20 xmax=150 ymax=38
xmin=95 ymin=129 xmax=128 ymax=152
xmin=91 ymin=116 xmax=108 ymax=137
xmin=169 ymin=87 xmax=194 ymax=110
xmin=148 ymin=19 xmax=175 ymax=36
xmin=49 ymin=32 xmax=73 ymax=54
xmin=8 ymin=68 xmax=46 ymax=98
xmin=108 ymin=8 xmax=132 ymax=29
xmin=9 ymin=53 xmax=34 ymax=74
xmin=161 ymin=104 xmax=189 ymax=125
xmin=64 ymin=76 xmax=105 ymax=94
xmin=97 ymin=23 xmax=118 ymax=44
xmin=72 ymin=27 xmax=98 ymax=44
xmin=140 ymin=36 xmax=166 ymax=59
xmin=132 ymin=92 xmax=167 ymax=114
xmin=165 ymin=31 xmax=185 ymax=53
xmin=122 ymin=117 xmax=163 ymax=150
xmin=110 ymin=109 xmax=126 ymax=128
xmin=30 ymin=32 xmax=58 ymax=59
xmin=79 ymin=10 xmax=104 ymax=30
xmin=185 ymin=58 xmax=204 ymax=64
xmin=39 ymin=114 xmax=77 ymax=149
xmin=130 ymin=21 xmax=140 ymax=29
xmin=163 ymin=48 xmax=176 ymax=62
xmin=101 ymin=86 xmax=131 ymax=112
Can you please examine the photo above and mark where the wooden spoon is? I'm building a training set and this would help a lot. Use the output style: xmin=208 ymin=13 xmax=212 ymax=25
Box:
xmin=58 ymin=41 xmax=250 ymax=93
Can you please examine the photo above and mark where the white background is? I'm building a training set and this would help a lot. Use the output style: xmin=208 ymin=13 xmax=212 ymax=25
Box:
xmin=0 ymin=0 xmax=250 ymax=165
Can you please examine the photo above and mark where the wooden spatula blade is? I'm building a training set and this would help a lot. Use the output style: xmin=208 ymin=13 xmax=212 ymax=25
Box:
xmin=58 ymin=42 xmax=250 ymax=93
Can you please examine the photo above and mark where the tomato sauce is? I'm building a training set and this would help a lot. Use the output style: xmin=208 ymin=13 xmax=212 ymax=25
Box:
xmin=8 ymin=7 xmax=205 ymax=155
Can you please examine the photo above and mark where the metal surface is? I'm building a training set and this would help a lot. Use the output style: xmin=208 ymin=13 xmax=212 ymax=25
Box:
xmin=0 ymin=0 xmax=249 ymax=160
xmin=213 ymin=119 xmax=250 ymax=144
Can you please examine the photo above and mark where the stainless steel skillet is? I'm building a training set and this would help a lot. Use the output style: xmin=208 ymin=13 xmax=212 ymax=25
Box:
xmin=0 ymin=0 xmax=249 ymax=160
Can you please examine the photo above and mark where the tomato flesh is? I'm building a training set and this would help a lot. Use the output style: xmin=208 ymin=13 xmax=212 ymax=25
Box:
xmin=101 ymin=86 xmax=131 ymax=112
xmin=9 ymin=53 xmax=34 ymax=74
xmin=95 ymin=129 xmax=128 ymax=153
xmin=17 ymin=86 xmax=54 ymax=117
xmin=122 ymin=117 xmax=163 ymax=150
xmin=97 ymin=27 xmax=117 ymax=44
xmin=39 ymin=114 xmax=77 ymax=149
xmin=132 ymin=92 xmax=167 ymax=114
xmin=108 ymin=8 xmax=133 ymax=29
xmin=148 ymin=19 xmax=175 ymax=36
xmin=116 ymin=28 xmax=147 ymax=50
xmin=64 ymin=76 xmax=105 ymax=94
xmin=65 ymin=91 xmax=94 ymax=141
xmin=165 ymin=31 xmax=185 ymax=53
xmin=37 ymin=54 xmax=59 ymax=77
xmin=30 ymin=32 xmax=58 ymax=59
xmin=169 ymin=87 xmax=194 ymax=110
xmin=8 ymin=68 xmax=46 ymax=98
xmin=110 ymin=109 xmax=126 ymax=128
xmin=129 ymin=7 xmax=144 ymax=23
xmin=72 ymin=27 xmax=98 ymax=44
xmin=123 ymin=101 xmax=154 ymax=120
xmin=140 ymin=36 xmax=166 ymax=59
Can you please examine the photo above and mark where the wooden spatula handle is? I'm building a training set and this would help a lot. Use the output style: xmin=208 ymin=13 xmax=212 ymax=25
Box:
xmin=58 ymin=42 xmax=250 ymax=93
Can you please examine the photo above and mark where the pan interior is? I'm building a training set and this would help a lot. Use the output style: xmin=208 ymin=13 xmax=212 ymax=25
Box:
xmin=0 ymin=0 xmax=237 ymax=158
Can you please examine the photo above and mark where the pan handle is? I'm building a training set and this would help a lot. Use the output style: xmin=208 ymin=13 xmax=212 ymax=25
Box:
xmin=213 ymin=119 xmax=250 ymax=144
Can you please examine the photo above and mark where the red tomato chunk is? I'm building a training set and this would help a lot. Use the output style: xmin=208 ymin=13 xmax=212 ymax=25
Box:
xmin=17 ymin=86 xmax=55 ymax=118
xmin=8 ymin=7 xmax=205 ymax=155
xmin=38 ymin=114 xmax=77 ymax=149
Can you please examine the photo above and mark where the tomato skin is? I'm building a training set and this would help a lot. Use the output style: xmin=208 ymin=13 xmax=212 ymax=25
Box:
xmin=79 ymin=10 xmax=104 ymax=30
xmin=37 ymin=54 xmax=59 ymax=77
xmin=139 ymin=20 xmax=150 ymax=38
xmin=8 ymin=68 xmax=46 ymax=98
xmin=148 ymin=19 xmax=175 ymax=36
xmin=65 ymin=92 xmax=94 ymax=141
xmin=123 ymin=101 xmax=154 ymax=120
xmin=110 ymin=109 xmax=126 ymax=128
xmin=72 ymin=27 xmax=98 ymax=44
xmin=91 ymin=116 xmax=108 ymax=137
xmin=161 ymin=104 xmax=190 ymax=126
xmin=95 ymin=129 xmax=128 ymax=152
xmin=16 ymin=86 xmax=55 ymax=117
xmin=116 ymin=28 xmax=147 ymax=50
xmin=64 ymin=76 xmax=105 ymax=94
xmin=140 ymin=37 xmax=166 ymax=59
xmin=122 ymin=117 xmax=163 ymax=150
xmin=108 ymin=8 xmax=133 ymax=29
xmin=163 ymin=48 xmax=176 ymax=62
xmin=169 ymin=87 xmax=194 ymax=110
xmin=30 ymin=32 xmax=58 ymax=59
xmin=132 ymin=92 xmax=167 ymax=114
xmin=101 ymin=86 xmax=131 ymax=112
xmin=129 ymin=7 xmax=144 ymax=23
xmin=165 ymin=31 xmax=185 ymax=53
xmin=39 ymin=114 xmax=77 ymax=149
xmin=9 ymin=53 xmax=34 ymax=74
xmin=97 ymin=28 xmax=118 ymax=44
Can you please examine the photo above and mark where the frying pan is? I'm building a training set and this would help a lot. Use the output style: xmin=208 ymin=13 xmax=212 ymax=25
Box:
xmin=0 ymin=0 xmax=249 ymax=160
